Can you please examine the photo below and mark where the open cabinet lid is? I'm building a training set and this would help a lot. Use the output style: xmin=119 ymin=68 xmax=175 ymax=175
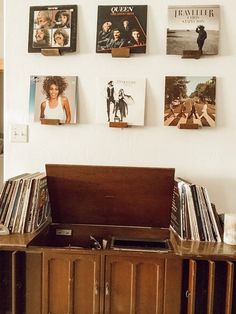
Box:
xmin=45 ymin=164 xmax=175 ymax=228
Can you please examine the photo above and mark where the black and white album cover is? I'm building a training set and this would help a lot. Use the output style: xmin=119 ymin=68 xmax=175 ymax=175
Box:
xmin=28 ymin=5 xmax=77 ymax=53
xmin=167 ymin=5 xmax=220 ymax=55
xmin=96 ymin=5 xmax=148 ymax=53
xmin=97 ymin=78 xmax=146 ymax=126
xmin=164 ymin=76 xmax=216 ymax=128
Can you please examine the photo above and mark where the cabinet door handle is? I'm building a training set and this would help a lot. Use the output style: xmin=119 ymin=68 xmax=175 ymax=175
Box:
xmin=105 ymin=282 xmax=110 ymax=296
xmin=95 ymin=280 xmax=99 ymax=295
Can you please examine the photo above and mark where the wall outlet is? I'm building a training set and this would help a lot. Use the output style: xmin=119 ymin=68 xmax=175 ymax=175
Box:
xmin=11 ymin=124 xmax=28 ymax=143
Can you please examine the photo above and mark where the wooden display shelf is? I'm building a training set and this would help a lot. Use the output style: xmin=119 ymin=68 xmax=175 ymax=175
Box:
xmin=112 ymin=47 xmax=130 ymax=58
xmin=109 ymin=121 xmax=128 ymax=128
xmin=178 ymin=123 xmax=200 ymax=129
xmin=182 ymin=50 xmax=202 ymax=59
xmin=40 ymin=118 xmax=61 ymax=125
xmin=41 ymin=49 xmax=61 ymax=56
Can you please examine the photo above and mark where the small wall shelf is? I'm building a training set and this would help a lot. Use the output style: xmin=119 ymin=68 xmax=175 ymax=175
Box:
xmin=112 ymin=47 xmax=130 ymax=58
xmin=41 ymin=49 xmax=61 ymax=56
xmin=40 ymin=119 xmax=61 ymax=125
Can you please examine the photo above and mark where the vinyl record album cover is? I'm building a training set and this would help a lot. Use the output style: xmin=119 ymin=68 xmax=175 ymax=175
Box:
xmin=96 ymin=5 xmax=147 ymax=53
xmin=167 ymin=5 xmax=220 ymax=55
xmin=29 ymin=75 xmax=78 ymax=124
xmin=97 ymin=78 xmax=146 ymax=126
xmin=28 ymin=5 xmax=77 ymax=53
xmin=164 ymin=76 xmax=216 ymax=128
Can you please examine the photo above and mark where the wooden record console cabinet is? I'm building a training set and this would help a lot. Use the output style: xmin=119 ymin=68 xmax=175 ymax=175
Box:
xmin=0 ymin=165 xmax=235 ymax=314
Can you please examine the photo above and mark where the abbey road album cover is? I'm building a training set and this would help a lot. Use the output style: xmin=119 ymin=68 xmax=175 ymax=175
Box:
xmin=164 ymin=76 xmax=216 ymax=128
xmin=28 ymin=5 xmax=77 ymax=53
xmin=96 ymin=78 xmax=146 ymax=126
xmin=29 ymin=76 xmax=78 ymax=124
xmin=96 ymin=5 xmax=148 ymax=53
xmin=167 ymin=5 xmax=220 ymax=55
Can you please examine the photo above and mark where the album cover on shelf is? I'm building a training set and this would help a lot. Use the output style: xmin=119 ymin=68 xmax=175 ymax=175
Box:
xmin=29 ymin=75 xmax=78 ymax=124
xmin=164 ymin=76 xmax=216 ymax=128
xmin=96 ymin=78 xmax=146 ymax=126
xmin=28 ymin=5 xmax=77 ymax=53
xmin=96 ymin=5 xmax=148 ymax=53
xmin=167 ymin=5 xmax=220 ymax=56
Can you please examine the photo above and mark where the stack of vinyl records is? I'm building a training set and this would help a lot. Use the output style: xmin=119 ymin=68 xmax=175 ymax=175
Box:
xmin=171 ymin=177 xmax=223 ymax=242
xmin=0 ymin=172 xmax=51 ymax=234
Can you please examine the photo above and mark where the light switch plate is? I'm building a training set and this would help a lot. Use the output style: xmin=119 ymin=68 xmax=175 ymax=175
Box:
xmin=10 ymin=124 xmax=28 ymax=143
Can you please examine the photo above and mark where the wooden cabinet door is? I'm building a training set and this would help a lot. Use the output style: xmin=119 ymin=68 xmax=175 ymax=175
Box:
xmin=26 ymin=251 xmax=42 ymax=314
xmin=104 ymin=255 xmax=165 ymax=314
xmin=42 ymin=252 xmax=101 ymax=314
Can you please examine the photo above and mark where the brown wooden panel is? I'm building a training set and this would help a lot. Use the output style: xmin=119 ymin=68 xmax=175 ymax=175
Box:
xmin=180 ymin=259 xmax=190 ymax=314
xmin=207 ymin=261 xmax=215 ymax=314
xmin=212 ymin=261 xmax=227 ymax=314
xmin=195 ymin=260 xmax=209 ymax=314
xmin=42 ymin=252 xmax=100 ymax=314
xmin=42 ymin=253 xmax=71 ymax=314
xmin=225 ymin=262 xmax=234 ymax=314
xmin=46 ymin=164 xmax=175 ymax=228
xmin=0 ymin=251 xmax=12 ymax=313
xmin=105 ymin=258 xmax=133 ymax=314
xmin=187 ymin=259 xmax=196 ymax=314
xmin=12 ymin=251 xmax=26 ymax=314
xmin=105 ymin=255 xmax=165 ymax=314
xmin=26 ymin=252 xmax=42 ymax=314
xmin=163 ymin=258 xmax=182 ymax=314
xmin=73 ymin=255 xmax=100 ymax=314
xmin=135 ymin=259 xmax=165 ymax=314
xmin=232 ymin=262 xmax=236 ymax=313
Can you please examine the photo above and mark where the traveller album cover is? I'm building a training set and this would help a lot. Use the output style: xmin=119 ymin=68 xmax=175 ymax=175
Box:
xmin=96 ymin=5 xmax=148 ymax=53
xmin=166 ymin=5 xmax=220 ymax=55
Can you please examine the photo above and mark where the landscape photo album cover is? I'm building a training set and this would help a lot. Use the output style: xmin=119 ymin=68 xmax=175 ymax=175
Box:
xmin=167 ymin=5 xmax=220 ymax=55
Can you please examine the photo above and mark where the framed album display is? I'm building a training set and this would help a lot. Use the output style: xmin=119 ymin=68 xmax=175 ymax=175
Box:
xmin=167 ymin=5 xmax=220 ymax=56
xmin=96 ymin=5 xmax=148 ymax=53
xmin=28 ymin=5 xmax=77 ymax=53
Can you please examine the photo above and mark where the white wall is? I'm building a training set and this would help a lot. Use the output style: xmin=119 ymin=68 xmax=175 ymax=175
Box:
xmin=4 ymin=0 xmax=236 ymax=214
xmin=0 ymin=0 xmax=3 ymax=190
xmin=0 ymin=0 xmax=3 ymax=58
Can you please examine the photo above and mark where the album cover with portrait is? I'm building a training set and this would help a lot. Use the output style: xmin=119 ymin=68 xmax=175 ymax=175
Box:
xmin=28 ymin=5 xmax=77 ymax=53
xmin=167 ymin=5 xmax=220 ymax=55
xmin=96 ymin=5 xmax=148 ymax=53
xmin=29 ymin=76 xmax=78 ymax=124
xmin=96 ymin=77 xmax=146 ymax=126
xmin=164 ymin=76 xmax=216 ymax=128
